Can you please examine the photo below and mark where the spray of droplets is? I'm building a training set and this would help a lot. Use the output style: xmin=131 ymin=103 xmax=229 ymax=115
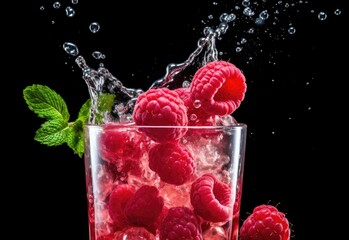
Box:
xmin=40 ymin=0 xmax=342 ymax=124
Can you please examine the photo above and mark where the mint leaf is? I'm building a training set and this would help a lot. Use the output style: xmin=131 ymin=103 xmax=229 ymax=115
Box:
xmin=23 ymin=84 xmax=70 ymax=121
xmin=65 ymin=99 xmax=91 ymax=157
xmin=78 ymin=99 xmax=92 ymax=124
xmin=35 ymin=119 xmax=69 ymax=146
xmin=24 ymin=84 xmax=116 ymax=158
xmin=95 ymin=93 xmax=115 ymax=124
xmin=66 ymin=119 xmax=85 ymax=158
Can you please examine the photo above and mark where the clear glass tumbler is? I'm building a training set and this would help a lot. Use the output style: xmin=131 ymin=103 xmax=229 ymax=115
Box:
xmin=84 ymin=123 xmax=247 ymax=240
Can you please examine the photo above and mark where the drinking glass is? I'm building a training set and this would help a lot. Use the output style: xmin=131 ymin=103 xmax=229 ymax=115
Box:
xmin=84 ymin=123 xmax=247 ymax=240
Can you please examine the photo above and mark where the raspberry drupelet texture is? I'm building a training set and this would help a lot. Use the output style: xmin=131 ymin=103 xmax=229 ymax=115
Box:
xmin=100 ymin=122 xmax=148 ymax=175
xmin=189 ymin=60 xmax=247 ymax=116
xmin=108 ymin=184 xmax=136 ymax=230
xmin=239 ymin=204 xmax=291 ymax=240
xmin=190 ymin=173 xmax=233 ymax=223
xmin=148 ymin=142 xmax=195 ymax=185
xmin=132 ymin=87 xmax=188 ymax=143
xmin=160 ymin=206 xmax=203 ymax=240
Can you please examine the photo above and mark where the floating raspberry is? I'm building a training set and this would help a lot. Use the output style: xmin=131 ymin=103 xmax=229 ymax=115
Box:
xmin=124 ymin=185 xmax=164 ymax=228
xmin=190 ymin=173 xmax=233 ymax=223
xmin=160 ymin=206 xmax=203 ymax=240
xmin=148 ymin=142 xmax=195 ymax=185
xmin=189 ymin=60 xmax=247 ymax=116
xmin=132 ymin=88 xmax=188 ymax=143
xmin=108 ymin=184 xmax=136 ymax=230
xmin=100 ymin=122 xmax=148 ymax=176
xmin=239 ymin=204 xmax=291 ymax=240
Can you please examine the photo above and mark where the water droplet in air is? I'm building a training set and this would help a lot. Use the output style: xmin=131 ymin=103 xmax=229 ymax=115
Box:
xmin=63 ymin=42 xmax=79 ymax=56
xmin=334 ymin=9 xmax=341 ymax=15
xmin=53 ymin=2 xmax=61 ymax=9
xmin=65 ymin=6 xmax=75 ymax=17
xmin=243 ymin=7 xmax=255 ymax=17
xmin=242 ymin=0 xmax=250 ymax=7
xmin=72 ymin=0 xmax=78 ymax=4
xmin=92 ymin=51 xmax=105 ymax=59
xmin=288 ymin=26 xmax=296 ymax=34
xmin=259 ymin=10 xmax=269 ymax=20
xmin=236 ymin=46 xmax=243 ymax=52
xmin=247 ymin=28 xmax=255 ymax=34
xmin=317 ymin=11 xmax=327 ymax=21
xmin=220 ymin=13 xmax=236 ymax=23
xmin=40 ymin=6 xmax=45 ymax=11
xmin=89 ymin=22 xmax=100 ymax=33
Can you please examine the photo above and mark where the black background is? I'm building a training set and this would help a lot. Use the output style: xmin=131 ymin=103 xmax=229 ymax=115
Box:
xmin=9 ymin=0 xmax=347 ymax=239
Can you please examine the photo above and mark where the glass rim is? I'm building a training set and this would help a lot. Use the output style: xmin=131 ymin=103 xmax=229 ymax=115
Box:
xmin=84 ymin=122 xmax=247 ymax=130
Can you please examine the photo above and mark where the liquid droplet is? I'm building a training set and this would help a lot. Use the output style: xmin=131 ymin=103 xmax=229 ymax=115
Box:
xmin=193 ymin=100 xmax=201 ymax=108
xmin=63 ymin=42 xmax=79 ymax=56
xmin=65 ymin=6 xmax=75 ymax=17
xmin=259 ymin=10 xmax=269 ymax=20
xmin=92 ymin=51 xmax=106 ymax=59
xmin=236 ymin=46 xmax=243 ymax=52
xmin=89 ymin=22 xmax=100 ymax=33
xmin=317 ymin=11 xmax=327 ymax=21
xmin=288 ymin=26 xmax=296 ymax=34
xmin=53 ymin=2 xmax=61 ymax=9
xmin=190 ymin=114 xmax=198 ymax=121
xmin=334 ymin=9 xmax=341 ymax=15
xmin=243 ymin=7 xmax=255 ymax=17
xmin=242 ymin=0 xmax=250 ymax=7
xmin=182 ymin=81 xmax=190 ymax=88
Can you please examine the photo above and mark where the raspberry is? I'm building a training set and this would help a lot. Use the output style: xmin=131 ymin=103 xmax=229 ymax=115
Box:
xmin=239 ymin=204 xmax=291 ymax=240
xmin=132 ymin=87 xmax=188 ymax=143
xmin=190 ymin=173 xmax=233 ymax=223
xmin=100 ymin=122 xmax=148 ymax=175
xmin=148 ymin=142 xmax=195 ymax=185
xmin=124 ymin=185 xmax=164 ymax=227
xmin=189 ymin=60 xmax=247 ymax=116
xmin=108 ymin=184 xmax=136 ymax=230
xmin=159 ymin=207 xmax=203 ymax=240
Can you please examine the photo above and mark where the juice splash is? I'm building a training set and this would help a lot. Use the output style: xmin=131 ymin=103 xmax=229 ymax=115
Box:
xmin=54 ymin=0 xmax=341 ymax=125
xmin=65 ymin=10 xmax=235 ymax=124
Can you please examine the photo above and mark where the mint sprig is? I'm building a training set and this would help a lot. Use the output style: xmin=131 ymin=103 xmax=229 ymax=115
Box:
xmin=23 ymin=84 xmax=115 ymax=158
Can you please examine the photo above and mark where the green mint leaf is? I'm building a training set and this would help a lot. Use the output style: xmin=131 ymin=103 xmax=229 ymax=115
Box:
xmin=97 ymin=93 xmax=115 ymax=113
xmin=66 ymin=119 xmax=85 ymax=158
xmin=35 ymin=119 xmax=69 ymax=146
xmin=65 ymin=99 xmax=91 ymax=157
xmin=23 ymin=84 xmax=70 ymax=121
xmin=24 ymin=83 xmax=116 ymax=158
xmin=78 ymin=99 xmax=92 ymax=124
xmin=95 ymin=93 xmax=116 ymax=124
